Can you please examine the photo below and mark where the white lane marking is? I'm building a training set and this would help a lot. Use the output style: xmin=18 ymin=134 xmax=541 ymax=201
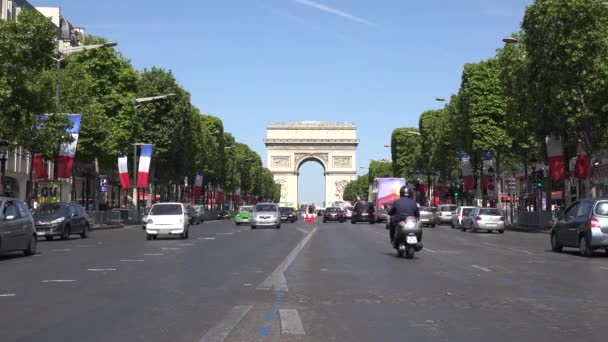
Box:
xmin=258 ymin=227 xmax=318 ymax=291
xmin=471 ymin=265 xmax=492 ymax=272
xmin=87 ymin=268 xmax=117 ymax=272
xmin=144 ymin=253 xmax=164 ymax=256
xmin=279 ymin=309 xmax=306 ymax=335
xmin=0 ymin=294 xmax=16 ymax=297
xmin=178 ymin=243 xmax=194 ymax=246
xmin=423 ymin=248 xmax=438 ymax=253
xmin=33 ymin=254 xmax=41 ymax=257
xmin=296 ymin=227 xmax=309 ymax=235
xmin=50 ymin=249 xmax=71 ymax=252
xmin=198 ymin=305 xmax=253 ymax=342
xmin=483 ymin=242 xmax=533 ymax=255
xmin=41 ymin=280 xmax=76 ymax=283
xmin=162 ymin=247 xmax=180 ymax=250
xmin=243 ymin=283 xmax=252 ymax=286
xmin=76 ymin=245 xmax=94 ymax=248
xmin=601 ymin=267 xmax=608 ymax=270
xmin=203 ymin=238 xmax=215 ymax=240
xmin=320 ymin=268 xmax=328 ymax=272
xmin=120 ymin=259 xmax=144 ymax=262
xmin=220 ymin=233 xmax=233 ymax=235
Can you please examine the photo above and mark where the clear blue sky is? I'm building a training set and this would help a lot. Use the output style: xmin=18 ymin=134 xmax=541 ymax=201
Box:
xmin=32 ymin=0 xmax=532 ymax=205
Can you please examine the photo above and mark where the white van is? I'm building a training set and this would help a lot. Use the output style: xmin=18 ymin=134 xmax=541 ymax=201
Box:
xmin=145 ymin=203 xmax=189 ymax=240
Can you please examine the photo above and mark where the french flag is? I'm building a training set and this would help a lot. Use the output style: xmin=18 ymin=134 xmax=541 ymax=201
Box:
xmin=194 ymin=172 xmax=204 ymax=197
xmin=56 ymin=114 xmax=82 ymax=178
xmin=136 ymin=144 xmax=153 ymax=188
xmin=33 ymin=154 xmax=48 ymax=179
xmin=118 ymin=155 xmax=130 ymax=189
xmin=461 ymin=154 xmax=474 ymax=191
xmin=546 ymin=136 xmax=566 ymax=180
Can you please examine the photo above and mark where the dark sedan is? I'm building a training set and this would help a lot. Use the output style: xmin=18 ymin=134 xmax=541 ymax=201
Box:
xmin=33 ymin=202 xmax=90 ymax=240
xmin=216 ymin=211 xmax=231 ymax=220
xmin=279 ymin=207 xmax=296 ymax=222
xmin=323 ymin=207 xmax=345 ymax=223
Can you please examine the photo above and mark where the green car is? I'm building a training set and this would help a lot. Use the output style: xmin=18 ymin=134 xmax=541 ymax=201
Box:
xmin=235 ymin=206 xmax=253 ymax=225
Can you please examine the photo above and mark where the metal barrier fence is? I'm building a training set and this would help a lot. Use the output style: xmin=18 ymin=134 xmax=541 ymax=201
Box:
xmin=87 ymin=210 xmax=123 ymax=228
xmin=86 ymin=208 xmax=238 ymax=228
xmin=514 ymin=210 xmax=557 ymax=228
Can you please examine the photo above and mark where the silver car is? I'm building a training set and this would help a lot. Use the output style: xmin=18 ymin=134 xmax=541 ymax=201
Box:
xmin=462 ymin=207 xmax=505 ymax=233
xmin=419 ymin=206 xmax=437 ymax=227
xmin=551 ymin=199 xmax=608 ymax=257
xmin=0 ymin=197 xmax=37 ymax=256
xmin=252 ymin=203 xmax=281 ymax=229
xmin=451 ymin=206 xmax=476 ymax=228
xmin=436 ymin=204 xmax=457 ymax=225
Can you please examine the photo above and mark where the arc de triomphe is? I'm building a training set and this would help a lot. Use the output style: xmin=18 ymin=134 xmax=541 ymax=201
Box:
xmin=265 ymin=121 xmax=359 ymax=206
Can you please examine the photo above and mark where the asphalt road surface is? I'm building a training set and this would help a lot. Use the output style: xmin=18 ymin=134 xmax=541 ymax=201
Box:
xmin=1 ymin=219 xmax=607 ymax=342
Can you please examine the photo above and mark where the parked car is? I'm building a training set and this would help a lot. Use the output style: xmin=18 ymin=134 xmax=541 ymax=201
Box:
xmin=33 ymin=202 xmax=90 ymax=241
xmin=419 ymin=206 xmax=437 ymax=227
xmin=217 ymin=211 xmax=231 ymax=220
xmin=450 ymin=206 xmax=476 ymax=228
xmin=235 ymin=206 xmax=253 ymax=225
xmin=193 ymin=205 xmax=205 ymax=224
xmin=251 ymin=203 xmax=280 ymax=229
xmin=550 ymin=198 xmax=608 ymax=257
xmin=145 ymin=202 xmax=189 ymax=240
xmin=351 ymin=201 xmax=375 ymax=224
xmin=185 ymin=204 xmax=201 ymax=225
xmin=436 ymin=204 xmax=458 ymax=225
xmin=141 ymin=207 xmax=151 ymax=230
xmin=461 ymin=207 xmax=505 ymax=233
xmin=279 ymin=207 xmax=296 ymax=222
xmin=0 ymin=197 xmax=37 ymax=256
xmin=323 ymin=207 xmax=345 ymax=223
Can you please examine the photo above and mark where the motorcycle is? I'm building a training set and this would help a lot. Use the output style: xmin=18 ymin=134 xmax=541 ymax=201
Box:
xmin=392 ymin=216 xmax=423 ymax=259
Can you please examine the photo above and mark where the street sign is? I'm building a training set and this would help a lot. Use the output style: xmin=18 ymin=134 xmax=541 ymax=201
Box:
xmin=99 ymin=178 xmax=108 ymax=193
xmin=38 ymin=181 xmax=60 ymax=204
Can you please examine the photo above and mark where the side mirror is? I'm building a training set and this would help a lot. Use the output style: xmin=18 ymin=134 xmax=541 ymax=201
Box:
xmin=4 ymin=215 xmax=16 ymax=221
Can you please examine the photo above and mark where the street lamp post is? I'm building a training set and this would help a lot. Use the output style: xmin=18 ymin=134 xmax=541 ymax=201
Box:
xmin=0 ymin=140 xmax=9 ymax=197
xmin=131 ymin=93 xmax=176 ymax=208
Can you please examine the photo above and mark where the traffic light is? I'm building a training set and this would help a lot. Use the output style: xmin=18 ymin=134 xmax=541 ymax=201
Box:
xmin=454 ymin=191 xmax=459 ymax=198
xmin=535 ymin=171 xmax=543 ymax=188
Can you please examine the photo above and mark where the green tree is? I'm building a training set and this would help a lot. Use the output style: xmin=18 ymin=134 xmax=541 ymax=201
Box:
xmin=391 ymin=128 xmax=421 ymax=182
xmin=368 ymin=160 xmax=392 ymax=184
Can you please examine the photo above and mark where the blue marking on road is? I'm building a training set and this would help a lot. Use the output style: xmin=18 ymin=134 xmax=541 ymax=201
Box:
xmin=265 ymin=310 xmax=277 ymax=321
xmin=257 ymin=326 xmax=271 ymax=336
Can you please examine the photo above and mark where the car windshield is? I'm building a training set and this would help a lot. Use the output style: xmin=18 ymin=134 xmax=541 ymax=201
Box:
xmin=34 ymin=203 xmax=68 ymax=215
xmin=240 ymin=207 xmax=253 ymax=212
xmin=326 ymin=207 xmax=341 ymax=212
xmin=279 ymin=207 xmax=293 ymax=213
xmin=420 ymin=206 xmax=433 ymax=212
xmin=462 ymin=208 xmax=474 ymax=216
xmin=479 ymin=208 xmax=501 ymax=216
xmin=256 ymin=204 xmax=277 ymax=212
xmin=150 ymin=204 xmax=182 ymax=215
xmin=594 ymin=201 xmax=608 ymax=216
xmin=355 ymin=202 xmax=372 ymax=211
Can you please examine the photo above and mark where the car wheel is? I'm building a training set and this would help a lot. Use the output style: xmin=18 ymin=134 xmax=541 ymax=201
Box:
xmin=451 ymin=223 xmax=454 ymax=228
xmin=23 ymin=235 xmax=37 ymax=256
xmin=579 ymin=235 xmax=593 ymax=257
xmin=62 ymin=226 xmax=70 ymax=240
xmin=323 ymin=219 xmax=326 ymax=223
xmin=340 ymin=220 xmax=345 ymax=223
xmin=551 ymin=232 xmax=562 ymax=252
xmin=351 ymin=219 xmax=356 ymax=224
xmin=276 ymin=224 xmax=281 ymax=229
xmin=471 ymin=228 xmax=477 ymax=233
xmin=45 ymin=236 xmax=53 ymax=241
xmin=461 ymin=226 xmax=466 ymax=232
xmin=498 ymin=229 xmax=505 ymax=234
xmin=251 ymin=225 xmax=257 ymax=229
xmin=369 ymin=220 xmax=375 ymax=225
xmin=432 ymin=224 xmax=436 ymax=228
xmin=146 ymin=234 xmax=152 ymax=240
xmin=185 ymin=229 xmax=190 ymax=239
xmin=80 ymin=224 xmax=89 ymax=239
xmin=236 ymin=222 xmax=241 ymax=226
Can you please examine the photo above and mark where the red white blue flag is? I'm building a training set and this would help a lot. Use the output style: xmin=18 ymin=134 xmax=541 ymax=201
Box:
xmin=136 ymin=144 xmax=153 ymax=188
xmin=56 ymin=114 xmax=82 ymax=178
xmin=118 ymin=154 xmax=130 ymax=189
xmin=194 ymin=172 xmax=204 ymax=197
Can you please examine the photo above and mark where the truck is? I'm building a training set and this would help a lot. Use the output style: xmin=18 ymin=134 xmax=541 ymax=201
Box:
xmin=369 ymin=178 xmax=407 ymax=224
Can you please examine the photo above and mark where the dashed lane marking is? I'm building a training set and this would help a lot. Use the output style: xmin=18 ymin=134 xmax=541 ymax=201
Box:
xmin=471 ymin=265 xmax=492 ymax=272
xmin=279 ymin=309 xmax=306 ymax=335
xmin=483 ymin=242 xmax=533 ymax=255
xmin=0 ymin=294 xmax=16 ymax=297
xmin=601 ymin=267 xmax=608 ymax=270
xmin=50 ymin=249 xmax=71 ymax=252
xmin=120 ymin=259 xmax=144 ymax=262
xmin=144 ymin=253 xmax=164 ymax=256
xmin=198 ymin=305 xmax=253 ymax=342
xmin=177 ymin=243 xmax=194 ymax=246
xmin=296 ymin=227 xmax=310 ymax=235
xmin=162 ymin=247 xmax=180 ymax=250
xmin=203 ymin=238 xmax=215 ymax=240
xmin=41 ymin=280 xmax=77 ymax=283
xmin=423 ymin=248 xmax=438 ymax=253
xmin=87 ymin=268 xmax=117 ymax=272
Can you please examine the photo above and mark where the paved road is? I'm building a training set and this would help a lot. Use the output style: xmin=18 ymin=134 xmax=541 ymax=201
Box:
xmin=1 ymin=219 xmax=607 ymax=342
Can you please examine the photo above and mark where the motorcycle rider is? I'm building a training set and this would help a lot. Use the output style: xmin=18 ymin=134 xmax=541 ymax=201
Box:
xmin=388 ymin=186 xmax=420 ymax=244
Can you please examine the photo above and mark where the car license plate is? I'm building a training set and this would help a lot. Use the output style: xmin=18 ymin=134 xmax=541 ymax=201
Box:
xmin=159 ymin=229 xmax=170 ymax=234
xmin=281 ymin=216 xmax=287 ymax=219
xmin=362 ymin=213 xmax=368 ymax=216
xmin=36 ymin=231 xmax=46 ymax=236
xmin=407 ymin=236 xmax=418 ymax=244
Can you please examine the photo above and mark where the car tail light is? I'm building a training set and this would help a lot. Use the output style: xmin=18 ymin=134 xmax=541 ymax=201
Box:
xmin=499 ymin=217 xmax=504 ymax=221
xmin=338 ymin=212 xmax=343 ymax=216
xmin=325 ymin=213 xmax=330 ymax=217
xmin=475 ymin=216 xmax=482 ymax=221
xmin=590 ymin=216 xmax=601 ymax=228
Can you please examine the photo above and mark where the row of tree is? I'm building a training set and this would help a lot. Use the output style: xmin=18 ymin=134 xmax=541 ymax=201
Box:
xmin=386 ymin=0 xmax=608 ymax=206
xmin=0 ymin=10 xmax=280 ymax=204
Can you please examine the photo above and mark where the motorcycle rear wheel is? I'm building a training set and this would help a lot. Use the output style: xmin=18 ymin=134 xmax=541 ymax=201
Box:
xmin=405 ymin=247 xmax=415 ymax=259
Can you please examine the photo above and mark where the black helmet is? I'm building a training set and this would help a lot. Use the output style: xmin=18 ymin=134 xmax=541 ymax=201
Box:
xmin=399 ymin=186 xmax=409 ymax=198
